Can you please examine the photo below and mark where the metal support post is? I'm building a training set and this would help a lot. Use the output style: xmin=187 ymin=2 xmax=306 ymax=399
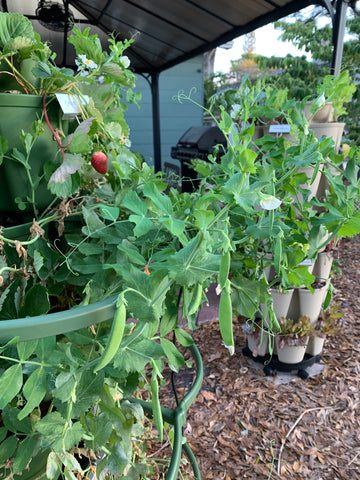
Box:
xmin=331 ymin=0 xmax=349 ymax=76
xmin=150 ymin=72 xmax=162 ymax=173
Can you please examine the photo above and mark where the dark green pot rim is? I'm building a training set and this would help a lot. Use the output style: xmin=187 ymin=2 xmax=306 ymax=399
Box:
xmin=0 ymin=296 xmax=117 ymax=343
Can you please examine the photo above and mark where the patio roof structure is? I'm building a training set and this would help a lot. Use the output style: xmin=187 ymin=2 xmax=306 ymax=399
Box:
xmin=1 ymin=0 xmax=351 ymax=171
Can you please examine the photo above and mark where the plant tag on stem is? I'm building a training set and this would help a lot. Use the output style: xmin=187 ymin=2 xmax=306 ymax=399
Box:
xmin=55 ymin=93 xmax=90 ymax=119
xmin=269 ymin=124 xmax=291 ymax=134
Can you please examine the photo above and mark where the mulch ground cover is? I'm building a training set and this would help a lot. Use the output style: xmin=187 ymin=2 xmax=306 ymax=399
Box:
xmin=148 ymin=234 xmax=360 ymax=479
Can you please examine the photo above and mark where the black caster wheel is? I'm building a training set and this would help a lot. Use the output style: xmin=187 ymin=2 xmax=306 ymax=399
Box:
xmin=298 ymin=369 xmax=309 ymax=379
xmin=264 ymin=365 xmax=275 ymax=376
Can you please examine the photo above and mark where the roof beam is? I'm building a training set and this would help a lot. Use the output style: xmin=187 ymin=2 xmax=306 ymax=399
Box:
xmin=142 ymin=0 xmax=318 ymax=74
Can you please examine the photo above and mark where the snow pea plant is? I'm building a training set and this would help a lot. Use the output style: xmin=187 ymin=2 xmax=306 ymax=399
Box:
xmin=178 ymin=76 xmax=360 ymax=345
xmin=0 ymin=122 xmax=248 ymax=477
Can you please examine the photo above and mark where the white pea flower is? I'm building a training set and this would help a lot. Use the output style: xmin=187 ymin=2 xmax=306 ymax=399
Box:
xmin=316 ymin=92 xmax=326 ymax=108
xmin=304 ymin=123 xmax=309 ymax=135
xmin=216 ymin=284 xmax=222 ymax=296
xmin=120 ymin=55 xmax=130 ymax=68
xmin=230 ymin=103 xmax=241 ymax=118
xmin=259 ymin=193 xmax=281 ymax=210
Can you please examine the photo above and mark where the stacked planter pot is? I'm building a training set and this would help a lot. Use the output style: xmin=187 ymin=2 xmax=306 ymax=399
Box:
xmin=0 ymin=93 xmax=69 ymax=218
xmin=263 ymin=103 xmax=341 ymax=363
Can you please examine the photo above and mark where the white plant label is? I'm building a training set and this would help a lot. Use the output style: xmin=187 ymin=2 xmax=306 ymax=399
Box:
xmin=55 ymin=93 xmax=89 ymax=119
xmin=299 ymin=259 xmax=313 ymax=267
xmin=269 ymin=124 xmax=291 ymax=134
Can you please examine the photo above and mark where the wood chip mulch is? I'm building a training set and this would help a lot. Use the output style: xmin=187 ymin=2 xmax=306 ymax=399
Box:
xmin=150 ymin=234 xmax=360 ymax=479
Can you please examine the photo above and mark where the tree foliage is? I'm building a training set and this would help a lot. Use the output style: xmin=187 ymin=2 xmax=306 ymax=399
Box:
xmin=205 ymin=4 xmax=360 ymax=144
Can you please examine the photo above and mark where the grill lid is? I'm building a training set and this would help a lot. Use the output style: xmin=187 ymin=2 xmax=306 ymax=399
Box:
xmin=175 ymin=126 xmax=227 ymax=151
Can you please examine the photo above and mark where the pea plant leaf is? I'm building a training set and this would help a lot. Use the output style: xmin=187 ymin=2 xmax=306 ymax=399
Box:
xmin=122 ymin=268 xmax=170 ymax=323
xmin=71 ymin=370 xmax=105 ymax=417
xmin=0 ymin=364 xmax=23 ymax=409
xmin=166 ymin=234 xmax=221 ymax=286
xmin=337 ymin=211 xmax=360 ymax=238
xmin=12 ymin=436 xmax=35 ymax=475
xmin=113 ymin=336 xmax=164 ymax=373
xmin=35 ymin=411 xmax=66 ymax=436
xmin=122 ymin=190 xmax=147 ymax=216
xmin=97 ymin=443 xmax=128 ymax=477
xmin=1 ymin=405 xmax=32 ymax=434
xmin=0 ymin=436 xmax=17 ymax=465
xmin=143 ymin=182 xmax=173 ymax=215
xmin=122 ymin=190 xmax=153 ymax=237
xmin=17 ymin=339 xmax=38 ymax=361
xmin=18 ymin=367 xmax=47 ymax=420
xmin=160 ymin=338 xmax=185 ymax=372
xmin=231 ymin=277 xmax=268 ymax=319
xmin=158 ymin=217 xmax=188 ymax=245
xmin=18 ymin=284 xmax=50 ymax=318
xmin=129 ymin=214 xmax=153 ymax=237
xmin=117 ymin=241 xmax=146 ymax=266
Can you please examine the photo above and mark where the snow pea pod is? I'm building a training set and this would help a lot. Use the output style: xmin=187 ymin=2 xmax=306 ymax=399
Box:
xmin=218 ymin=281 xmax=234 ymax=355
xmin=94 ymin=301 xmax=126 ymax=372
xmin=218 ymin=251 xmax=231 ymax=290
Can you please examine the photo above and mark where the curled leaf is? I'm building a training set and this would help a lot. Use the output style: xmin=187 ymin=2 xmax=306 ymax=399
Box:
xmin=49 ymin=154 xmax=83 ymax=184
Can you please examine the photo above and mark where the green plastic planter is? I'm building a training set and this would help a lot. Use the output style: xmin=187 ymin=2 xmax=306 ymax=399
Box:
xmin=0 ymin=220 xmax=117 ymax=342
xmin=0 ymin=93 xmax=68 ymax=214
xmin=0 ymin=296 xmax=117 ymax=343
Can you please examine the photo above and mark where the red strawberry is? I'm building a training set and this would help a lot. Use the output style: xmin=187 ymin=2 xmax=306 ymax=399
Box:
xmin=91 ymin=151 xmax=108 ymax=174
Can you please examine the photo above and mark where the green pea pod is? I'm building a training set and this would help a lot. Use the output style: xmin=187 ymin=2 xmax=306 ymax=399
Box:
xmin=187 ymin=284 xmax=203 ymax=317
xmin=218 ymin=284 xmax=234 ymax=355
xmin=218 ymin=251 xmax=231 ymax=289
xmin=310 ymin=159 xmax=320 ymax=185
xmin=151 ymin=371 xmax=163 ymax=442
xmin=94 ymin=301 xmax=126 ymax=372
xmin=273 ymin=234 xmax=282 ymax=275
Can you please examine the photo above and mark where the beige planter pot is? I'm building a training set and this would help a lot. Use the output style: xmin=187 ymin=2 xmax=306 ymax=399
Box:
xmin=264 ymin=122 xmax=344 ymax=154
xmin=317 ymin=231 xmax=331 ymax=253
xmin=270 ymin=288 xmax=294 ymax=321
xmin=310 ymin=122 xmax=345 ymax=154
xmin=276 ymin=336 xmax=309 ymax=364
xmin=298 ymin=163 xmax=324 ymax=201
xmin=247 ymin=331 xmax=269 ymax=357
xmin=298 ymin=258 xmax=315 ymax=275
xmin=306 ymin=335 xmax=325 ymax=356
xmin=298 ymin=284 xmax=328 ymax=325
xmin=263 ymin=253 xmax=275 ymax=282
xmin=304 ymin=101 xmax=334 ymax=123
xmin=252 ymin=125 xmax=264 ymax=140
xmin=313 ymin=252 xmax=333 ymax=281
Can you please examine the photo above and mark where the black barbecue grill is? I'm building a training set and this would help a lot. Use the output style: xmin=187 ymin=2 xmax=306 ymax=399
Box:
xmin=170 ymin=125 xmax=227 ymax=191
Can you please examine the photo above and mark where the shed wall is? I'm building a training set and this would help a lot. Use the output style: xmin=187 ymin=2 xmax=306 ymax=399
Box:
xmin=125 ymin=56 xmax=204 ymax=171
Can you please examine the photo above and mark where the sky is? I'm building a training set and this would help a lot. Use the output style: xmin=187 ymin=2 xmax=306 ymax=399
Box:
xmin=214 ymin=22 xmax=311 ymax=73
xmin=214 ymin=2 xmax=359 ymax=73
